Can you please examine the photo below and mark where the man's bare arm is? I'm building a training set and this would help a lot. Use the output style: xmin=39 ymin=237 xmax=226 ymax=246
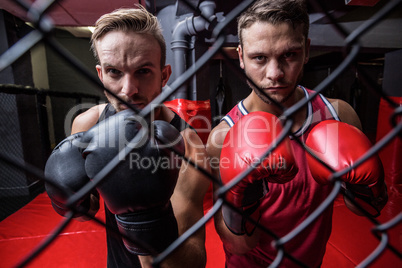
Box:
xmin=206 ymin=121 xmax=260 ymax=255
xmin=71 ymin=104 xmax=107 ymax=134
xmin=139 ymin=128 xmax=211 ymax=268
xmin=328 ymin=98 xmax=362 ymax=130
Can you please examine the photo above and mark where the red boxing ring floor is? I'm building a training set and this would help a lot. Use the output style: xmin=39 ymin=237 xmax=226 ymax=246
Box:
xmin=0 ymin=192 xmax=226 ymax=268
xmin=0 ymin=191 xmax=400 ymax=267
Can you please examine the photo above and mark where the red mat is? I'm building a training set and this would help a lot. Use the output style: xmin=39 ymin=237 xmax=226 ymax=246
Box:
xmin=0 ymin=193 xmax=107 ymax=267
xmin=0 ymin=192 xmax=399 ymax=267
xmin=0 ymin=192 xmax=224 ymax=268
xmin=322 ymin=196 xmax=401 ymax=268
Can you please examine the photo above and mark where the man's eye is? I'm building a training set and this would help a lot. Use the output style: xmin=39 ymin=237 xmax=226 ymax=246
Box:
xmin=107 ymin=68 xmax=121 ymax=75
xmin=283 ymin=52 xmax=296 ymax=58
xmin=137 ymin=68 xmax=151 ymax=75
xmin=255 ymin=56 xmax=265 ymax=61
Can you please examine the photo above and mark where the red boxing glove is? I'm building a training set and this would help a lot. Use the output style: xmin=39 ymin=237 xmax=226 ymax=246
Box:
xmin=220 ymin=111 xmax=298 ymax=235
xmin=305 ymin=120 xmax=388 ymax=217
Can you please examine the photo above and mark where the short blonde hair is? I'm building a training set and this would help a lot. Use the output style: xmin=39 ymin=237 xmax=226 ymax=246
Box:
xmin=90 ymin=5 xmax=166 ymax=68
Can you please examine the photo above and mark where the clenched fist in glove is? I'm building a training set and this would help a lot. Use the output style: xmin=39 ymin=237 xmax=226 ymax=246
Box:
xmin=80 ymin=109 xmax=185 ymax=255
xmin=219 ymin=111 xmax=298 ymax=235
xmin=44 ymin=133 xmax=99 ymax=219
xmin=305 ymin=120 xmax=388 ymax=217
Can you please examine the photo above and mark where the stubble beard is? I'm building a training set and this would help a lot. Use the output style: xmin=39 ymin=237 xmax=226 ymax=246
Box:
xmin=244 ymin=68 xmax=304 ymax=106
xmin=104 ymin=87 xmax=162 ymax=113
xmin=250 ymin=80 xmax=297 ymax=106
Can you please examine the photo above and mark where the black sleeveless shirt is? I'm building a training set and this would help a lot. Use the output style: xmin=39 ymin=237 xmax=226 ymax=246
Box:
xmin=97 ymin=103 xmax=189 ymax=268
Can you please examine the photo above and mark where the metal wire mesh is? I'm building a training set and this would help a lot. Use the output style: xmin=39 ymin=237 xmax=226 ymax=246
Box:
xmin=0 ymin=0 xmax=401 ymax=267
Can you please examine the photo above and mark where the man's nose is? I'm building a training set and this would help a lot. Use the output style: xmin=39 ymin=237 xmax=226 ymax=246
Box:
xmin=265 ymin=60 xmax=284 ymax=81
xmin=121 ymin=75 xmax=139 ymax=96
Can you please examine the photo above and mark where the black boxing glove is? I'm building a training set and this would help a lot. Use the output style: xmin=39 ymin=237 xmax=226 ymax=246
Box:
xmin=44 ymin=133 xmax=97 ymax=218
xmin=80 ymin=109 xmax=185 ymax=255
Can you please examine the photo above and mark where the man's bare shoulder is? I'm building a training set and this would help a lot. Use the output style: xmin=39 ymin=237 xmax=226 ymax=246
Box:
xmin=327 ymin=98 xmax=362 ymax=130
xmin=209 ymin=120 xmax=231 ymax=144
xmin=206 ymin=120 xmax=231 ymax=159
xmin=180 ymin=127 xmax=206 ymax=152
xmin=173 ymin=123 xmax=211 ymax=206
xmin=71 ymin=103 xmax=108 ymax=134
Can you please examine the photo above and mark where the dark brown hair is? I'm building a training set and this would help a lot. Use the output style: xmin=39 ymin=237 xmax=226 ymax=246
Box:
xmin=237 ymin=0 xmax=309 ymax=46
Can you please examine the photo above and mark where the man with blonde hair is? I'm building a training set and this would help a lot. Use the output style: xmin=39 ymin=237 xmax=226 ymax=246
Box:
xmin=45 ymin=6 xmax=210 ymax=268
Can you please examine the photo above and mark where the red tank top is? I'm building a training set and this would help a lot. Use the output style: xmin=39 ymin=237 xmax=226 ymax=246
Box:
xmin=222 ymin=86 xmax=340 ymax=268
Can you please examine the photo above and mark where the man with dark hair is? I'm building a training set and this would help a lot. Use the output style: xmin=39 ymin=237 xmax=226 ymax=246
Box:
xmin=207 ymin=1 xmax=387 ymax=267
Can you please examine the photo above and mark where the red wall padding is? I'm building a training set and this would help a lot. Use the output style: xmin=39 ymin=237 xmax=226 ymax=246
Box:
xmin=164 ymin=98 xmax=212 ymax=145
xmin=376 ymin=97 xmax=402 ymax=196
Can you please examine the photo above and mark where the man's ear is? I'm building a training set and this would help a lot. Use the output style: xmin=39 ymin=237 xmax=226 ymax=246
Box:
xmin=96 ymin=65 xmax=103 ymax=82
xmin=238 ymin=45 xmax=245 ymax=69
xmin=162 ymin=64 xmax=172 ymax=87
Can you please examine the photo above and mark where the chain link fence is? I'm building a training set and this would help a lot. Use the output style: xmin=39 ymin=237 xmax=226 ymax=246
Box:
xmin=0 ymin=0 xmax=401 ymax=267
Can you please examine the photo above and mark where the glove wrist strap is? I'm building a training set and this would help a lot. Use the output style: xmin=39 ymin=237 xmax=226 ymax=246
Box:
xmin=222 ymin=201 xmax=261 ymax=236
xmin=115 ymin=201 xmax=178 ymax=255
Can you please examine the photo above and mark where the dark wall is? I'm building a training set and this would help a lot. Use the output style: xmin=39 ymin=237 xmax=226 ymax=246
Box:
xmin=208 ymin=58 xmax=249 ymax=127
xmin=0 ymin=11 xmax=105 ymax=220
xmin=0 ymin=11 xmax=43 ymax=220
xmin=302 ymin=52 xmax=385 ymax=142
xmin=383 ymin=49 xmax=402 ymax=97
xmin=46 ymin=29 xmax=105 ymax=142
